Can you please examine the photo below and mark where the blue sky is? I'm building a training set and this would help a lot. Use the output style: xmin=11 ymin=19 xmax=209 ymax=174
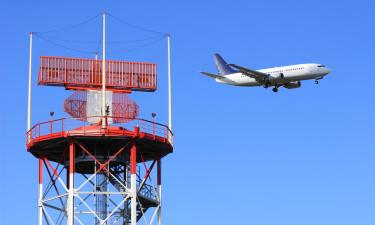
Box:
xmin=1 ymin=0 xmax=375 ymax=224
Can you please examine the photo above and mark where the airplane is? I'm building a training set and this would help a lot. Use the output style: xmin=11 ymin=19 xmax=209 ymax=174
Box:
xmin=201 ymin=53 xmax=331 ymax=92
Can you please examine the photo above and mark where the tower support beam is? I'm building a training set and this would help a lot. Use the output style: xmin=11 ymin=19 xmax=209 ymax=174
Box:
xmin=67 ymin=142 xmax=75 ymax=225
xmin=157 ymin=156 xmax=162 ymax=225
xmin=38 ymin=157 xmax=43 ymax=225
xmin=130 ymin=143 xmax=137 ymax=225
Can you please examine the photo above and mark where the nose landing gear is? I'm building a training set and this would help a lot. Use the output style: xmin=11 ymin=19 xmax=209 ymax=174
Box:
xmin=315 ymin=80 xmax=319 ymax=84
xmin=272 ymin=87 xmax=278 ymax=92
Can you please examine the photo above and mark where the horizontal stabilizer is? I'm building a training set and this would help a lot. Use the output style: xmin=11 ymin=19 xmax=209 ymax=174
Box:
xmin=200 ymin=71 xmax=223 ymax=79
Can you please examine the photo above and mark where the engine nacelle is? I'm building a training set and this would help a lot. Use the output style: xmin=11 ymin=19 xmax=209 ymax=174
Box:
xmin=269 ymin=73 xmax=284 ymax=82
xmin=283 ymin=81 xmax=301 ymax=89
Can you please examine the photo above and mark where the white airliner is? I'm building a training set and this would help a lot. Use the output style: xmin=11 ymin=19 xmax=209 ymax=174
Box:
xmin=201 ymin=53 xmax=331 ymax=92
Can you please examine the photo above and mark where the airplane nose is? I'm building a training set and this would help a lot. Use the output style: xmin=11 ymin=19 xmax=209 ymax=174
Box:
xmin=325 ymin=68 xmax=331 ymax=75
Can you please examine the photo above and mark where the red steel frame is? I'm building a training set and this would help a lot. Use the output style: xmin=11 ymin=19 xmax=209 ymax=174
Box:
xmin=35 ymin=126 xmax=166 ymax=225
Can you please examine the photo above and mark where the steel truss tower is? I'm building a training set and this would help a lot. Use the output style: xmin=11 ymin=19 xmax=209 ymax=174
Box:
xmin=26 ymin=14 xmax=173 ymax=225
xmin=28 ymin=123 xmax=172 ymax=225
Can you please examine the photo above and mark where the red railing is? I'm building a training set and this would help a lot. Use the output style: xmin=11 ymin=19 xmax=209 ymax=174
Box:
xmin=38 ymin=56 xmax=157 ymax=92
xmin=26 ymin=116 xmax=173 ymax=146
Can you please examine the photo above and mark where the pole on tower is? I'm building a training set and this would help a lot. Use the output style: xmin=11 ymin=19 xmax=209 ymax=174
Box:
xmin=101 ymin=12 xmax=107 ymax=129
xmin=167 ymin=33 xmax=172 ymax=132
xmin=27 ymin=32 xmax=33 ymax=136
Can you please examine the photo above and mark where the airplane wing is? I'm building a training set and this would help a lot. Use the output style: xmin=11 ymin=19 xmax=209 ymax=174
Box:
xmin=200 ymin=71 xmax=223 ymax=79
xmin=228 ymin=64 xmax=269 ymax=81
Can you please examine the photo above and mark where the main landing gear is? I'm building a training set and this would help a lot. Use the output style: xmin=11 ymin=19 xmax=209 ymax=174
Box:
xmin=272 ymin=87 xmax=278 ymax=92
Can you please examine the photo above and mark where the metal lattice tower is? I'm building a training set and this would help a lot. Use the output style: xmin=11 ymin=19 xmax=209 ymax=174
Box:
xmin=26 ymin=13 xmax=173 ymax=225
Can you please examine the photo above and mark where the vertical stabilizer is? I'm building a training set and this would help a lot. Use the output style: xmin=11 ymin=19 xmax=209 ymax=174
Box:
xmin=214 ymin=53 xmax=237 ymax=75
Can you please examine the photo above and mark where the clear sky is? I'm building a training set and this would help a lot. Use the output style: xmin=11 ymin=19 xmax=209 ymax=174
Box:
xmin=1 ymin=0 xmax=375 ymax=224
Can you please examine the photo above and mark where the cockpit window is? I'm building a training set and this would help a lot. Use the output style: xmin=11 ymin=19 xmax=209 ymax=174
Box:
xmin=317 ymin=65 xmax=326 ymax=67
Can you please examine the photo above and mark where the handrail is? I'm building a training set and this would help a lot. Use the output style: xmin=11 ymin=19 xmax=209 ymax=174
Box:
xmin=26 ymin=116 xmax=173 ymax=145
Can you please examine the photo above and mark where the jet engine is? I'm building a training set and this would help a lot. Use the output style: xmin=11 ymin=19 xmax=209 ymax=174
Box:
xmin=283 ymin=81 xmax=301 ymax=89
xmin=269 ymin=73 xmax=284 ymax=82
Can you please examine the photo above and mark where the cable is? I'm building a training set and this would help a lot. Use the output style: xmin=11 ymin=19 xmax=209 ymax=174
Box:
xmin=33 ymin=13 xmax=167 ymax=56
xmin=34 ymin=34 xmax=100 ymax=44
xmin=38 ymin=33 xmax=165 ymax=44
xmin=35 ymin=33 xmax=96 ymax=55
xmin=107 ymin=34 xmax=167 ymax=55
xmin=36 ymin=14 xmax=100 ymax=34
xmin=109 ymin=35 xmax=167 ymax=44
xmin=108 ymin=13 xmax=167 ymax=35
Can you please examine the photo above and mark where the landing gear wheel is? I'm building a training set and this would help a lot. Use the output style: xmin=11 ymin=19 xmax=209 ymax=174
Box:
xmin=315 ymin=80 xmax=319 ymax=84
xmin=272 ymin=87 xmax=278 ymax=92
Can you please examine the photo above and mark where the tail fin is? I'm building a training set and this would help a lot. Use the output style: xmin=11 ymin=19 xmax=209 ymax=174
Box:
xmin=214 ymin=53 xmax=237 ymax=75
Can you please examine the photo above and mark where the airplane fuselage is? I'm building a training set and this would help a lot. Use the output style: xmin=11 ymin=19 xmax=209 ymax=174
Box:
xmin=215 ymin=63 xmax=330 ymax=87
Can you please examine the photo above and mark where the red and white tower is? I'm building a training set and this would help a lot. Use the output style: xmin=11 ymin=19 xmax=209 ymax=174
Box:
xmin=26 ymin=13 xmax=173 ymax=225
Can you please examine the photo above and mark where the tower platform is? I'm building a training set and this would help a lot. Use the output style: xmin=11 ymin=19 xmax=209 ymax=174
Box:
xmin=27 ymin=117 xmax=173 ymax=173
